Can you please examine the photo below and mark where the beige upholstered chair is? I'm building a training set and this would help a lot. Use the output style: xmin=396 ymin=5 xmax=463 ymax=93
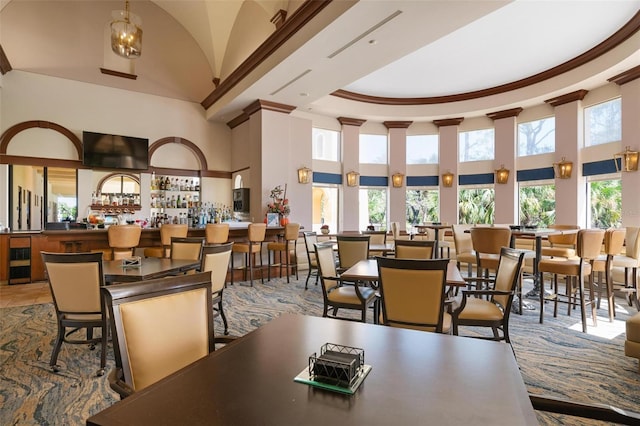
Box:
xmin=303 ymin=231 xmax=319 ymax=289
xmin=541 ymin=224 xmax=579 ymax=258
xmin=144 ymin=224 xmax=188 ymax=258
xmin=108 ymin=224 xmax=142 ymax=260
xmin=538 ymin=229 xmax=605 ymax=333
xmin=231 ymin=223 xmax=266 ymax=286
xmin=394 ymin=239 xmax=435 ymax=259
xmin=592 ymin=228 xmax=626 ymax=321
xmin=470 ymin=226 xmax=512 ymax=279
xmin=336 ymin=235 xmax=370 ymax=272
xmin=390 ymin=221 xmax=410 ymax=241
xmin=315 ymin=243 xmax=378 ymax=323
xmin=452 ymin=224 xmax=476 ymax=276
xmin=170 ymin=237 xmax=204 ymax=266
xmin=201 ymin=242 xmax=233 ymax=335
xmin=362 ymin=230 xmax=387 ymax=257
xmin=103 ymin=272 xmax=233 ymax=399
xmin=377 ymin=257 xmax=450 ymax=333
xmin=612 ymin=226 xmax=640 ymax=310
xmin=267 ymin=222 xmax=300 ymax=283
xmin=452 ymin=247 xmax=525 ymax=343
xmin=205 ymin=223 xmax=230 ymax=245
xmin=41 ymin=252 xmax=107 ymax=376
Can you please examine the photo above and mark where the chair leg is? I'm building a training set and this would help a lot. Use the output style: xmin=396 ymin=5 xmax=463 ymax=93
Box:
xmin=588 ymin=272 xmax=597 ymax=329
xmin=50 ymin=323 xmax=65 ymax=372
xmin=248 ymin=252 xmax=254 ymax=287
xmin=579 ymin=274 xmax=588 ymax=333
xmin=218 ymin=300 xmax=229 ymax=335
xmin=230 ymin=254 xmax=235 ymax=286
xmin=267 ymin=250 xmax=272 ymax=282
xmin=98 ymin=324 xmax=107 ymax=377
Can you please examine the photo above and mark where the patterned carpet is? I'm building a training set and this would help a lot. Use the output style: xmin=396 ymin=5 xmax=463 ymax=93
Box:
xmin=1 ymin=274 xmax=639 ymax=425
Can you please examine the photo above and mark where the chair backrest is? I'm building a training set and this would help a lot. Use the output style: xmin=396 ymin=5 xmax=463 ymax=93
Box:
xmin=283 ymin=222 xmax=301 ymax=241
xmin=170 ymin=237 xmax=205 ymax=262
xmin=390 ymin=222 xmax=400 ymax=240
xmin=102 ymin=272 xmax=214 ymax=393
xmin=577 ymin=229 xmax=605 ymax=261
xmin=247 ymin=223 xmax=267 ymax=243
xmin=303 ymin=231 xmax=318 ymax=263
xmin=377 ymin=257 xmax=449 ymax=332
xmin=41 ymin=252 xmax=104 ymax=316
xmin=336 ymin=235 xmax=370 ymax=269
xmin=201 ymin=242 xmax=233 ymax=293
xmin=470 ymin=227 xmax=512 ymax=255
xmin=315 ymin=243 xmax=339 ymax=292
xmin=205 ymin=223 xmax=229 ymax=244
xmin=547 ymin=224 xmax=579 ymax=246
xmin=452 ymin=224 xmax=474 ymax=255
xmin=604 ymin=228 xmax=626 ymax=257
xmin=160 ymin=224 xmax=188 ymax=246
xmin=624 ymin=227 xmax=640 ymax=259
xmin=362 ymin=230 xmax=387 ymax=245
xmin=108 ymin=224 xmax=142 ymax=254
xmin=394 ymin=239 xmax=435 ymax=259
xmin=492 ymin=247 xmax=526 ymax=309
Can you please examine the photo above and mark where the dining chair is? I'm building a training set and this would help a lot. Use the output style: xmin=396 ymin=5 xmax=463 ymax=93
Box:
xmin=336 ymin=235 xmax=370 ymax=272
xmin=201 ymin=242 xmax=233 ymax=335
xmin=231 ymin=222 xmax=267 ymax=286
xmin=266 ymin=222 xmax=300 ymax=283
xmin=303 ymin=231 xmax=319 ymax=289
xmin=592 ymin=228 xmax=626 ymax=321
xmin=103 ymin=272 xmax=235 ymax=399
xmin=205 ymin=223 xmax=230 ymax=245
xmin=376 ymin=257 xmax=451 ymax=333
xmin=315 ymin=243 xmax=378 ymax=323
xmin=390 ymin=221 xmax=410 ymax=241
xmin=451 ymin=224 xmax=476 ymax=276
xmin=612 ymin=226 xmax=640 ymax=310
xmin=541 ymin=224 xmax=580 ymax=259
xmin=41 ymin=251 xmax=107 ymax=376
xmin=170 ymin=237 xmax=205 ymax=272
xmin=470 ymin=226 xmax=512 ymax=280
xmin=538 ymin=229 xmax=605 ymax=332
xmin=452 ymin=247 xmax=525 ymax=343
xmin=144 ymin=223 xmax=188 ymax=258
xmin=108 ymin=224 xmax=142 ymax=260
xmin=362 ymin=230 xmax=387 ymax=257
xmin=394 ymin=239 xmax=436 ymax=259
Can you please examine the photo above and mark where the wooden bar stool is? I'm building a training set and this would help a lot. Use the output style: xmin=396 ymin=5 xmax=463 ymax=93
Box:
xmin=205 ymin=223 xmax=230 ymax=245
xmin=108 ymin=225 xmax=142 ymax=260
xmin=231 ymin=223 xmax=266 ymax=287
xmin=144 ymin=224 xmax=187 ymax=258
xmin=267 ymin=223 xmax=300 ymax=283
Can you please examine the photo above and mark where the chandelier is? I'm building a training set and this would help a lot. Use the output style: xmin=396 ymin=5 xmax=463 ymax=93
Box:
xmin=110 ymin=0 xmax=143 ymax=59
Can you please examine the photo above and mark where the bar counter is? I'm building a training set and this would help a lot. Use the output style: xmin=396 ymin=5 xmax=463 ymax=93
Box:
xmin=0 ymin=224 xmax=284 ymax=284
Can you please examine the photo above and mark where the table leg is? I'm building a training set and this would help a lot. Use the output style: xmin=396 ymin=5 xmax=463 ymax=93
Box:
xmin=433 ymin=228 xmax=440 ymax=259
xmin=525 ymin=236 xmax=543 ymax=298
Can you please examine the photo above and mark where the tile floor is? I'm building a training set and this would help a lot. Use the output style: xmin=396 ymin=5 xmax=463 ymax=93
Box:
xmin=0 ymin=281 xmax=52 ymax=308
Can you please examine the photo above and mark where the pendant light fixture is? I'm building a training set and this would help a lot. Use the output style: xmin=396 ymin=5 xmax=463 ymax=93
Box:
xmin=110 ymin=0 xmax=143 ymax=59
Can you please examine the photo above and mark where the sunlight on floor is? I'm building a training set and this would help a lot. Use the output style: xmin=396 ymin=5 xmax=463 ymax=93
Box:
xmin=565 ymin=300 xmax=632 ymax=339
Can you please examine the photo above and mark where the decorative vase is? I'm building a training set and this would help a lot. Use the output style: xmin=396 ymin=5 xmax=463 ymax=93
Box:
xmin=321 ymin=228 xmax=329 ymax=235
xmin=280 ymin=216 xmax=289 ymax=226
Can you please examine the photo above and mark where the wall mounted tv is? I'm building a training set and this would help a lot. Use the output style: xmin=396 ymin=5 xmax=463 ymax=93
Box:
xmin=82 ymin=131 xmax=149 ymax=170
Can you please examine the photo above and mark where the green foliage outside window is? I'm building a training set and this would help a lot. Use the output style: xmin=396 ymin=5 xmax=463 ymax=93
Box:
xmin=519 ymin=185 xmax=555 ymax=227
xmin=590 ymin=179 xmax=621 ymax=228
xmin=405 ymin=189 xmax=439 ymax=227
xmin=458 ymin=188 xmax=494 ymax=224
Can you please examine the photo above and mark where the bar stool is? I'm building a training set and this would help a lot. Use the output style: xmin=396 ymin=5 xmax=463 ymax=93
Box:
xmin=231 ymin=223 xmax=266 ymax=287
xmin=144 ymin=224 xmax=187 ymax=258
xmin=592 ymin=228 xmax=626 ymax=321
xmin=205 ymin=223 xmax=230 ymax=245
xmin=108 ymin=225 xmax=142 ymax=260
xmin=267 ymin=223 xmax=300 ymax=283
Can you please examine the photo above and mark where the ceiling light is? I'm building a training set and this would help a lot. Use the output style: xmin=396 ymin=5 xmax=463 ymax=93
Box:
xmin=110 ymin=0 xmax=143 ymax=59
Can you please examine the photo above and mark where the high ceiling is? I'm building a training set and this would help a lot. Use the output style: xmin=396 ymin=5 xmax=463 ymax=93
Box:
xmin=2 ymin=0 xmax=639 ymax=124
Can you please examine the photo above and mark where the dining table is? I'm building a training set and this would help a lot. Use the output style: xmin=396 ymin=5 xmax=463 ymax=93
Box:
xmin=413 ymin=223 xmax=451 ymax=258
xmin=86 ymin=313 xmax=538 ymax=426
xmin=102 ymin=257 xmax=201 ymax=284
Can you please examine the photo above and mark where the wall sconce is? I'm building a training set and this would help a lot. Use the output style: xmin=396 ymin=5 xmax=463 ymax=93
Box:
xmin=297 ymin=167 xmax=312 ymax=184
xmin=391 ymin=172 xmax=404 ymax=188
xmin=441 ymin=171 xmax=454 ymax=187
xmin=613 ymin=146 xmax=639 ymax=172
xmin=495 ymin=165 xmax=510 ymax=184
xmin=346 ymin=171 xmax=360 ymax=187
xmin=553 ymin=157 xmax=573 ymax=179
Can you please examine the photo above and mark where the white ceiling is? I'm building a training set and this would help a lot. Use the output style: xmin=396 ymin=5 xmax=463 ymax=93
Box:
xmin=2 ymin=0 xmax=639 ymax=124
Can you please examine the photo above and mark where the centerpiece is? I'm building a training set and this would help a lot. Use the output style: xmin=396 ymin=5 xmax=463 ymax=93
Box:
xmin=266 ymin=184 xmax=290 ymax=226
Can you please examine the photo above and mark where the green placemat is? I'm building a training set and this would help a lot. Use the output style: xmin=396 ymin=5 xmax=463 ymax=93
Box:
xmin=294 ymin=365 xmax=372 ymax=395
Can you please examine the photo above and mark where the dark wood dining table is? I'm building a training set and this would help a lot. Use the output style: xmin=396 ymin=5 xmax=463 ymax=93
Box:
xmin=340 ymin=258 xmax=466 ymax=287
xmin=103 ymin=257 xmax=201 ymax=284
xmin=86 ymin=313 xmax=538 ymax=425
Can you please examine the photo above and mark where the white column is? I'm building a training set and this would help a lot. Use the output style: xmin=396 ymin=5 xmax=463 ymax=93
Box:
xmin=340 ymin=118 xmax=365 ymax=232
xmin=490 ymin=110 xmax=520 ymax=225
xmin=436 ymin=119 xmax=462 ymax=225
xmin=386 ymin=122 xmax=410 ymax=231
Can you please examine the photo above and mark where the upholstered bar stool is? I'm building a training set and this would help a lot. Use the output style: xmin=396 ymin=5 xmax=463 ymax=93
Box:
xmin=612 ymin=227 xmax=640 ymax=310
xmin=231 ymin=223 xmax=266 ymax=287
xmin=470 ymin=227 xmax=512 ymax=280
xmin=452 ymin=224 xmax=476 ymax=276
xmin=108 ymin=224 xmax=142 ymax=260
xmin=592 ymin=228 xmax=626 ymax=321
xmin=267 ymin=222 xmax=300 ymax=283
xmin=144 ymin=224 xmax=187 ymax=258
xmin=205 ymin=223 xmax=230 ymax=245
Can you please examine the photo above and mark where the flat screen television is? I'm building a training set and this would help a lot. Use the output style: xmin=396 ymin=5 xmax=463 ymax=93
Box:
xmin=82 ymin=131 xmax=149 ymax=170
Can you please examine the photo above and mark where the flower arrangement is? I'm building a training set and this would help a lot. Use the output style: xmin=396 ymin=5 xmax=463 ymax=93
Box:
xmin=320 ymin=224 xmax=329 ymax=234
xmin=266 ymin=184 xmax=290 ymax=216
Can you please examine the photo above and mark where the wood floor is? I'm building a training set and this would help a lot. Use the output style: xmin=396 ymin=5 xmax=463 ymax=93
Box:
xmin=0 ymin=282 xmax=52 ymax=308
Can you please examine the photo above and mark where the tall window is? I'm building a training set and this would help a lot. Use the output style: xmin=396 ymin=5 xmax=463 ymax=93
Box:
xmin=589 ymin=178 xmax=621 ymax=228
xmin=406 ymin=135 xmax=438 ymax=164
xmin=458 ymin=187 xmax=494 ymax=224
xmin=518 ymin=117 xmax=555 ymax=156
xmin=519 ymin=183 xmax=555 ymax=227
xmin=359 ymin=188 xmax=387 ymax=230
xmin=312 ymin=128 xmax=340 ymax=161
xmin=406 ymin=189 xmax=439 ymax=229
xmin=585 ymin=98 xmax=622 ymax=147
xmin=359 ymin=134 xmax=387 ymax=164
xmin=312 ymin=185 xmax=338 ymax=233
xmin=459 ymin=129 xmax=494 ymax=162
